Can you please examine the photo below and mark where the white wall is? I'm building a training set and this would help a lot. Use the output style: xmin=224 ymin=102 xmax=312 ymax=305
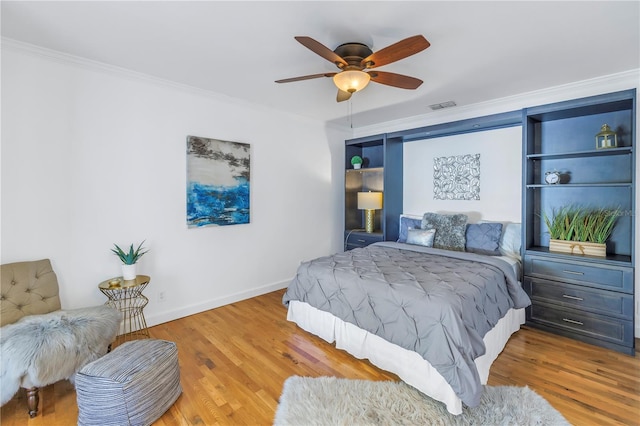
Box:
xmin=403 ymin=127 xmax=522 ymax=223
xmin=1 ymin=43 xmax=349 ymax=326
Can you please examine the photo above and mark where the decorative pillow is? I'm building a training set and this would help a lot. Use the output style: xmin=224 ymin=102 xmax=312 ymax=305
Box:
xmin=397 ymin=214 xmax=423 ymax=243
xmin=465 ymin=223 xmax=503 ymax=255
xmin=500 ymin=223 xmax=522 ymax=259
xmin=405 ymin=229 xmax=436 ymax=247
xmin=421 ymin=213 xmax=468 ymax=251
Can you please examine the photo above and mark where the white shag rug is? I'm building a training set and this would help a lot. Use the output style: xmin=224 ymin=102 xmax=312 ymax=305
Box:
xmin=273 ymin=376 xmax=571 ymax=426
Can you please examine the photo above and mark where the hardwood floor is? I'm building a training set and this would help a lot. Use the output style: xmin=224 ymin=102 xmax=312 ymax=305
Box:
xmin=2 ymin=289 xmax=639 ymax=425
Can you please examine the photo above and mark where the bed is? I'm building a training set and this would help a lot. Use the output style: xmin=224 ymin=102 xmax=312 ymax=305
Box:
xmin=282 ymin=215 xmax=531 ymax=415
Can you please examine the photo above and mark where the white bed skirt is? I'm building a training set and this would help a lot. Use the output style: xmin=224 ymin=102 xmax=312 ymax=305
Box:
xmin=287 ymin=300 xmax=525 ymax=415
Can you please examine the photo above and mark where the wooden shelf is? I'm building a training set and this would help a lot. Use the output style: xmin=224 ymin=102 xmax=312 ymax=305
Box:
xmin=525 ymin=246 xmax=632 ymax=265
xmin=526 ymin=183 xmax=632 ymax=188
xmin=526 ymin=147 xmax=632 ymax=160
xmin=346 ymin=167 xmax=384 ymax=173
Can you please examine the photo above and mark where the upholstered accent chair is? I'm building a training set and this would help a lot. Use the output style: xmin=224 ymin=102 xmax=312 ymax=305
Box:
xmin=0 ymin=259 xmax=121 ymax=417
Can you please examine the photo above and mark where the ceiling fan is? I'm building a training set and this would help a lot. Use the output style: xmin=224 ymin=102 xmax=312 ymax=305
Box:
xmin=275 ymin=35 xmax=430 ymax=102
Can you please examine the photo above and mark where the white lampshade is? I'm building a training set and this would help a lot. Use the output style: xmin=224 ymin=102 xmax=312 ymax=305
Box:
xmin=357 ymin=192 xmax=383 ymax=210
xmin=333 ymin=70 xmax=371 ymax=93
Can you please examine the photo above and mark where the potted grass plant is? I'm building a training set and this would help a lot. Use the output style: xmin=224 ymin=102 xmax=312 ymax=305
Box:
xmin=543 ymin=206 xmax=620 ymax=257
xmin=111 ymin=240 xmax=148 ymax=280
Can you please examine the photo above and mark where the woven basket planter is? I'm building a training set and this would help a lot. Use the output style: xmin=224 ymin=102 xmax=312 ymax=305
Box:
xmin=549 ymin=239 xmax=606 ymax=257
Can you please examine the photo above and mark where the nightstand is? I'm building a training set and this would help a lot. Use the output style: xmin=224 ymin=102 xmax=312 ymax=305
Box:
xmin=344 ymin=230 xmax=383 ymax=251
xmin=98 ymin=275 xmax=151 ymax=345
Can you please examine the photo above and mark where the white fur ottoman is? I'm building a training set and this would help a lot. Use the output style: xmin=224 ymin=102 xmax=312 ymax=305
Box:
xmin=75 ymin=339 xmax=181 ymax=426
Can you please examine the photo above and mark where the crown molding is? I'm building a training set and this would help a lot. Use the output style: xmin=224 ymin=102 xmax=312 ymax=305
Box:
xmin=353 ymin=69 xmax=640 ymax=138
xmin=1 ymin=37 xmax=215 ymax=96
xmin=1 ymin=37 xmax=333 ymax=128
xmin=3 ymin=37 xmax=636 ymax=136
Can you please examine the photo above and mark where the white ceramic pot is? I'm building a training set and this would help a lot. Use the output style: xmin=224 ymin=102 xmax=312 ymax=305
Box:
xmin=122 ymin=264 xmax=137 ymax=280
xmin=353 ymin=163 xmax=362 ymax=169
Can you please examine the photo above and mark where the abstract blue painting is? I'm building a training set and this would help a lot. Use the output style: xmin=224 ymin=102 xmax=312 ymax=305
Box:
xmin=187 ymin=136 xmax=250 ymax=227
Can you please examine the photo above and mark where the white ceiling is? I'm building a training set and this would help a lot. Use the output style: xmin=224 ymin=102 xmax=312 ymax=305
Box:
xmin=2 ymin=1 xmax=639 ymax=128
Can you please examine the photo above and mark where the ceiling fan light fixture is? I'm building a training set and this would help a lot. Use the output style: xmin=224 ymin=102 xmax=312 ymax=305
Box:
xmin=333 ymin=70 xmax=370 ymax=94
xmin=277 ymin=35 xmax=429 ymax=102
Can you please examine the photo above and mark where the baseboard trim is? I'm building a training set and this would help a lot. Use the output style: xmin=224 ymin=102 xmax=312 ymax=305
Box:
xmin=145 ymin=279 xmax=291 ymax=327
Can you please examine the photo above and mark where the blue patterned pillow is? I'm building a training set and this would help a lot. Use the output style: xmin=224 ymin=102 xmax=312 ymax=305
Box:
xmin=466 ymin=223 xmax=503 ymax=255
xmin=421 ymin=213 xmax=468 ymax=251
xmin=397 ymin=215 xmax=423 ymax=243
xmin=406 ymin=229 xmax=436 ymax=247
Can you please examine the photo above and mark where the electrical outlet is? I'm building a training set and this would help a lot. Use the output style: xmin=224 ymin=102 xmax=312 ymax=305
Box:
xmin=158 ymin=291 xmax=166 ymax=302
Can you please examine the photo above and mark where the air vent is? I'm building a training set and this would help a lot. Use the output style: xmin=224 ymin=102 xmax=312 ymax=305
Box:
xmin=429 ymin=101 xmax=457 ymax=110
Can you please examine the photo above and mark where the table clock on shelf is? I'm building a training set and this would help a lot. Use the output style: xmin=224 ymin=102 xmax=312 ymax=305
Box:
xmin=545 ymin=170 xmax=560 ymax=184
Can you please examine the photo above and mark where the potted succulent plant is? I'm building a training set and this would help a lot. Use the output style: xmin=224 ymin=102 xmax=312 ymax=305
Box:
xmin=111 ymin=240 xmax=148 ymax=280
xmin=543 ymin=206 xmax=620 ymax=257
xmin=350 ymin=155 xmax=363 ymax=169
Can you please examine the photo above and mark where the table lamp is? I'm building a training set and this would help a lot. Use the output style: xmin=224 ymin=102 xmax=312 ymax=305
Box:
xmin=357 ymin=191 xmax=383 ymax=233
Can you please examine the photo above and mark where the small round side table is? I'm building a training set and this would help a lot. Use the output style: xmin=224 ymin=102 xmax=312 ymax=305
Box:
xmin=98 ymin=275 xmax=151 ymax=345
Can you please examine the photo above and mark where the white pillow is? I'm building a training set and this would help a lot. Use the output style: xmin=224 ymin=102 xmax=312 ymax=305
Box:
xmin=499 ymin=223 xmax=521 ymax=259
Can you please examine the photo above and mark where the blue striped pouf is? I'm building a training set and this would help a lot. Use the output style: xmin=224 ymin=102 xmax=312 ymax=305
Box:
xmin=76 ymin=339 xmax=182 ymax=426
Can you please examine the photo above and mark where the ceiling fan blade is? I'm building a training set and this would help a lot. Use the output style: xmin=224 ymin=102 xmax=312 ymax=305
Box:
xmin=295 ymin=36 xmax=349 ymax=68
xmin=361 ymin=35 xmax=430 ymax=69
xmin=275 ymin=72 xmax=336 ymax=84
xmin=369 ymin=71 xmax=423 ymax=89
xmin=337 ymin=89 xmax=352 ymax=102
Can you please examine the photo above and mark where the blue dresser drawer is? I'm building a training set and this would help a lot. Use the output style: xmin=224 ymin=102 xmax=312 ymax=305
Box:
xmin=524 ymin=277 xmax=634 ymax=320
xmin=528 ymin=302 xmax=635 ymax=350
xmin=524 ymin=255 xmax=633 ymax=293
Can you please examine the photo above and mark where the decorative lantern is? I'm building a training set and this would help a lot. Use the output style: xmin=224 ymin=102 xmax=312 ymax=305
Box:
xmin=595 ymin=124 xmax=618 ymax=149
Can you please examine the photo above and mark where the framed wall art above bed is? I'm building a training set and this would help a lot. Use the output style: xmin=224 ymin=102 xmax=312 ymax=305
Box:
xmin=433 ymin=153 xmax=481 ymax=200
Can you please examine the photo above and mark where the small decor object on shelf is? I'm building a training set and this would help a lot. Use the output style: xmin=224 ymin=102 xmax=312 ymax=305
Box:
xmin=543 ymin=206 xmax=620 ymax=257
xmin=350 ymin=155 xmax=363 ymax=169
xmin=111 ymin=240 xmax=148 ymax=280
xmin=545 ymin=170 xmax=561 ymax=184
xmin=357 ymin=191 xmax=383 ymax=233
xmin=595 ymin=124 xmax=618 ymax=149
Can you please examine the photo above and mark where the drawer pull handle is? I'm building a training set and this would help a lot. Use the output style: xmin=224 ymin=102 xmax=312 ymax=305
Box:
xmin=562 ymin=270 xmax=584 ymax=276
xmin=562 ymin=294 xmax=584 ymax=301
xmin=563 ymin=318 xmax=584 ymax=326
xmin=357 ymin=239 xmax=366 ymax=243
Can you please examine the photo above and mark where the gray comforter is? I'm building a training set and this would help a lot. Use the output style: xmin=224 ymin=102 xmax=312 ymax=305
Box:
xmin=282 ymin=241 xmax=531 ymax=407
